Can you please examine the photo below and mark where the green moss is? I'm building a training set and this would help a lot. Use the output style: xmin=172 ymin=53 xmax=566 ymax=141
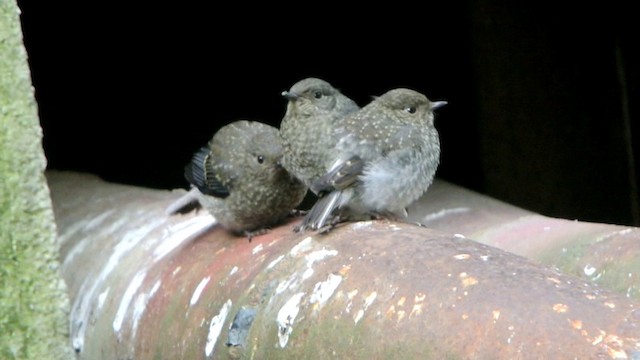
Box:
xmin=0 ymin=1 xmax=74 ymax=358
xmin=538 ymin=236 xmax=640 ymax=300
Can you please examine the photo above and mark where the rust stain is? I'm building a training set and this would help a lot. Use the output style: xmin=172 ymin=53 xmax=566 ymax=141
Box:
xmin=546 ymin=276 xmax=561 ymax=285
xmin=569 ymin=319 xmax=583 ymax=330
xmin=459 ymin=272 xmax=479 ymax=288
xmin=604 ymin=334 xmax=624 ymax=347
xmin=594 ymin=332 xmax=629 ymax=359
xmin=606 ymin=347 xmax=628 ymax=359
xmin=386 ymin=305 xmax=396 ymax=320
xmin=492 ymin=310 xmax=501 ymax=323
xmin=553 ymin=303 xmax=569 ymax=313
xmin=338 ymin=264 xmax=351 ymax=277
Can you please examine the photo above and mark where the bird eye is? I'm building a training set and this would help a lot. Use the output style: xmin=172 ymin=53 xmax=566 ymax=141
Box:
xmin=405 ymin=106 xmax=417 ymax=114
xmin=257 ymin=155 xmax=264 ymax=164
xmin=313 ymin=91 xmax=323 ymax=99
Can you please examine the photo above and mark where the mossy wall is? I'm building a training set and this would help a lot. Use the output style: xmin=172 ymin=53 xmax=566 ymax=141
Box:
xmin=0 ymin=1 xmax=74 ymax=358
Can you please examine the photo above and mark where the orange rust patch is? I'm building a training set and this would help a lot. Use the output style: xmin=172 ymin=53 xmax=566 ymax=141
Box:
xmin=553 ymin=303 xmax=569 ymax=313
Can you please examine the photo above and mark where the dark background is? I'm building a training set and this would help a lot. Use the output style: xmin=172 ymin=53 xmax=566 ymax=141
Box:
xmin=17 ymin=1 xmax=639 ymax=226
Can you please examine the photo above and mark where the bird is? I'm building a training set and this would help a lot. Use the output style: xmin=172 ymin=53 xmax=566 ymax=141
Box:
xmin=297 ymin=88 xmax=446 ymax=233
xmin=279 ymin=77 xmax=360 ymax=190
xmin=181 ymin=120 xmax=308 ymax=241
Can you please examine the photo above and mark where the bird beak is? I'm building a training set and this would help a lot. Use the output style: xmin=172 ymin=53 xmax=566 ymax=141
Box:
xmin=431 ymin=101 xmax=448 ymax=110
xmin=281 ymin=90 xmax=299 ymax=100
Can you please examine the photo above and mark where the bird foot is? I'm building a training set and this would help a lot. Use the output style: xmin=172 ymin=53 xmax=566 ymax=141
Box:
xmin=244 ymin=228 xmax=270 ymax=242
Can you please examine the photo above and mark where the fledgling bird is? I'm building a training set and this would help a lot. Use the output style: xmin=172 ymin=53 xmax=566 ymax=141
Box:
xmin=182 ymin=120 xmax=308 ymax=241
xmin=298 ymin=88 xmax=447 ymax=233
xmin=280 ymin=77 xmax=360 ymax=189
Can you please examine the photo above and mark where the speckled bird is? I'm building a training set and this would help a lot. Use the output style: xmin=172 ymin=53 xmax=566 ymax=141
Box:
xmin=183 ymin=120 xmax=308 ymax=240
xmin=298 ymin=88 xmax=446 ymax=232
xmin=280 ymin=77 xmax=360 ymax=189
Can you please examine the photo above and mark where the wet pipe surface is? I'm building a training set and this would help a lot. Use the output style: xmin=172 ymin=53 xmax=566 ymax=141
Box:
xmin=49 ymin=172 xmax=640 ymax=359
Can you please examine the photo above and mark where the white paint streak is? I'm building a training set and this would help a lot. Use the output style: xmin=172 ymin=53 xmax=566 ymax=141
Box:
xmin=276 ymin=274 xmax=299 ymax=295
xmin=289 ymin=237 xmax=313 ymax=256
xmin=228 ymin=266 xmax=239 ymax=276
xmin=205 ymin=299 xmax=232 ymax=357
xmin=355 ymin=291 xmax=378 ymax=324
xmin=153 ymin=215 xmax=215 ymax=261
xmin=305 ymin=249 xmax=338 ymax=268
xmin=351 ymin=221 xmax=373 ymax=230
xmin=85 ymin=209 xmax=117 ymax=230
xmin=58 ymin=219 xmax=92 ymax=248
xmin=172 ymin=266 xmax=182 ymax=276
xmin=131 ymin=280 xmax=161 ymax=338
xmin=584 ymin=264 xmax=597 ymax=277
xmin=113 ymin=270 xmax=147 ymax=333
xmin=61 ymin=235 xmax=89 ymax=271
xmin=422 ymin=207 xmax=470 ymax=222
xmin=596 ymin=228 xmax=634 ymax=243
xmin=300 ymin=249 xmax=339 ymax=281
xmin=149 ymin=280 xmax=161 ymax=298
xmin=310 ymin=274 xmax=343 ymax=307
xmin=190 ymin=277 xmax=211 ymax=306
xmin=277 ymin=245 xmax=338 ymax=296
xmin=97 ymin=288 xmax=110 ymax=310
xmin=71 ymin=219 xmax=162 ymax=351
xmin=302 ymin=268 xmax=315 ymax=280
xmin=252 ymin=243 xmax=264 ymax=255
xmin=363 ymin=291 xmax=377 ymax=309
xmin=277 ymin=292 xmax=305 ymax=348
xmin=267 ymin=255 xmax=285 ymax=269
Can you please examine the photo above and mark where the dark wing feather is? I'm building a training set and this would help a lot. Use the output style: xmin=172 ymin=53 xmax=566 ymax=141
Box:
xmin=310 ymin=155 xmax=364 ymax=195
xmin=184 ymin=146 xmax=230 ymax=198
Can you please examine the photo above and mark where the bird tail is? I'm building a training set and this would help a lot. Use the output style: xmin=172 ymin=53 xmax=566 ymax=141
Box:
xmin=184 ymin=146 xmax=211 ymax=188
xmin=300 ymin=190 xmax=343 ymax=231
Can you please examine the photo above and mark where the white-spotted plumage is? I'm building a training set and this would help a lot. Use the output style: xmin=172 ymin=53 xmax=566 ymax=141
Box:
xmin=299 ymin=88 xmax=446 ymax=232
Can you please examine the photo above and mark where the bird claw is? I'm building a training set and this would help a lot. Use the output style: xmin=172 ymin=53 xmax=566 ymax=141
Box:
xmin=244 ymin=228 xmax=270 ymax=242
xmin=293 ymin=214 xmax=342 ymax=234
xmin=316 ymin=216 xmax=342 ymax=234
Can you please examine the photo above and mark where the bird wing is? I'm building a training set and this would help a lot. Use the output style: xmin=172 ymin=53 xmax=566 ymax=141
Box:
xmin=184 ymin=146 xmax=231 ymax=198
xmin=310 ymin=155 xmax=364 ymax=195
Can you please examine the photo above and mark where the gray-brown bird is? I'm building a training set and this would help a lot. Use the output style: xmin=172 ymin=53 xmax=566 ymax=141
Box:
xmin=298 ymin=88 xmax=446 ymax=232
xmin=183 ymin=120 xmax=308 ymax=241
xmin=280 ymin=77 xmax=360 ymax=189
